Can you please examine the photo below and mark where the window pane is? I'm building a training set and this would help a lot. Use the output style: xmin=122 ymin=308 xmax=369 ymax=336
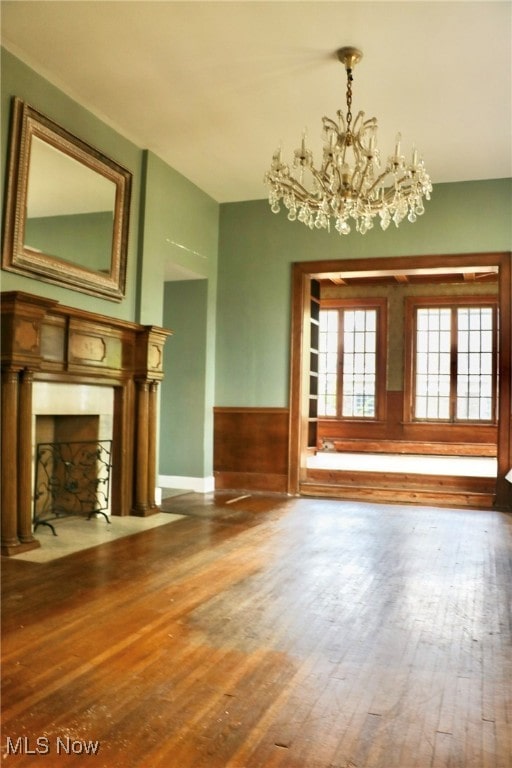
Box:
xmin=481 ymin=353 xmax=492 ymax=375
xmin=414 ymin=308 xmax=451 ymax=420
xmin=439 ymin=352 xmax=450 ymax=374
xmin=366 ymin=332 xmax=376 ymax=353
xmin=439 ymin=310 xmax=451 ymax=330
xmin=354 ymin=311 xmax=366 ymax=332
xmin=456 ymin=307 xmax=495 ymax=422
xmin=342 ymin=309 xmax=377 ymax=418
xmin=481 ymin=330 xmax=492 ymax=351
xmin=481 ymin=309 xmax=493 ymax=330
xmin=416 ymin=396 xmax=427 ymax=418
xmin=417 ymin=310 xmax=429 ymax=331
xmin=354 ymin=332 xmax=365 ymax=353
xmin=354 ymin=353 xmax=365 ymax=373
xmin=317 ymin=310 xmax=338 ymax=417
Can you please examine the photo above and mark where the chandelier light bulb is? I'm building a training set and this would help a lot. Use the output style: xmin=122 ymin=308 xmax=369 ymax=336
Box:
xmin=264 ymin=46 xmax=432 ymax=235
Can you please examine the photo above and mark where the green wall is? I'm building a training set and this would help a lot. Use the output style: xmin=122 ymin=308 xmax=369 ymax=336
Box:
xmin=1 ymin=48 xmax=219 ymax=486
xmin=216 ymin=180 xmax=512 ymax=407
xmin=139 ymin=151 xmax=218 ymax=324
xmin=142 ymin=154 xmax=219 ymax=481
xmin=161 ymin=280 xmax=209 ymax=478
xmin=1 ymin=48 xmax=142 ymax=320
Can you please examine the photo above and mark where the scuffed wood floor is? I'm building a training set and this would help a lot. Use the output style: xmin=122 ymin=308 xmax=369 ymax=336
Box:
xmin=1 ymin=493 xmax=511 ymax=767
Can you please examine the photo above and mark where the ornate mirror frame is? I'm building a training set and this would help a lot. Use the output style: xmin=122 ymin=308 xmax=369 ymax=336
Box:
xmin=2 ymin=98 xmax=132 ymax=301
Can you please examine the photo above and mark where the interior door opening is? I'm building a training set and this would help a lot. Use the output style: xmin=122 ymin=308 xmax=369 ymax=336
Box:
xmin=288 ymin=253 xmax=511 ymax=509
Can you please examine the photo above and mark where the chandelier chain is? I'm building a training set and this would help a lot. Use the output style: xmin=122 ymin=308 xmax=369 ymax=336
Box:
xmin=345 ymin=68 xmax=353 ymax=133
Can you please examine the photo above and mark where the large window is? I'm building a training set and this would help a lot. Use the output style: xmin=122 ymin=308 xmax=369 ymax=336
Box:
xmin=318 ymin=300 xmax=386 ymax=419
xmin=407 ymin=298 xmax=498 ymax=423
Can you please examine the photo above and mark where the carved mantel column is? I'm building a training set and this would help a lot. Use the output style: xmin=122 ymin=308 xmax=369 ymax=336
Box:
xmin=131 ymin=326 xmax=173 ymax=516
xmin=1 ymin=368 xmax=21 ymax=554
xmin=0 ymin=293 xmax=55 ymax=555
xmin=133 ymin=379 xmax=150 ymax=516
xmin=147 ymin=381 xmax=159 ymax=510
xmin=18 ymin=368 xmax=38 ymax=546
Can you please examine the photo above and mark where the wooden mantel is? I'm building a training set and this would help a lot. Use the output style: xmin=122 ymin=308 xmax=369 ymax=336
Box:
xmin=0 ymin=291 xmax=172 ymax=556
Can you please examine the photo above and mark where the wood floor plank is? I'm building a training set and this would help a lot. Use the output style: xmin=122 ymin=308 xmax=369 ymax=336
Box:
xmin=1 ymin=493 xmax=511 ymax=767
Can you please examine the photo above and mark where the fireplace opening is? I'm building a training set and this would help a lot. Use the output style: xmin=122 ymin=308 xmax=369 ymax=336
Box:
xmin=32 ymin=381 xmax=115 ymax=539
xmin=36 ymin=413 xmax=99 ymax=445
xmin=33 ymin=414 xmax=112 ymax=535
xmin=33 ymin=436 xmax=112 ymax=535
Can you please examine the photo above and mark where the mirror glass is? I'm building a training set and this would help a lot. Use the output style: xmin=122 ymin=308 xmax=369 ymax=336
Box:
xmin=25 ymin=137 xmax=117 ymax=273
xmin=2 ymin=98 xmax=132 ymax=301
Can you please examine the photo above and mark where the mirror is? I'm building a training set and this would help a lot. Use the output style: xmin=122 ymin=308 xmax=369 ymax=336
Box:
xmin=2 ymin=98 xmax=132 ymax=301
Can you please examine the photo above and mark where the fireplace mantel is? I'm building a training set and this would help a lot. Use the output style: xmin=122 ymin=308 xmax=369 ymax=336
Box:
xmin=1 ymin=291 xmax=172 ymax=556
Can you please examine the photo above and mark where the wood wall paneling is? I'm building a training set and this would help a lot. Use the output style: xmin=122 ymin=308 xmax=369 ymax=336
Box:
xmin=214 ymin=407 xmax=289 ymax=493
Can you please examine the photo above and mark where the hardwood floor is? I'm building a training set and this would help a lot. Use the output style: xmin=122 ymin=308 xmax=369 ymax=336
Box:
xmin=1 ymin=493 xmax=511 ymax=767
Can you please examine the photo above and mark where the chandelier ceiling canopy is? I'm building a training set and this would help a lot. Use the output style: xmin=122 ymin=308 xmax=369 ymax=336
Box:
xmin=264 ymin=47 xmax=432 ymax=236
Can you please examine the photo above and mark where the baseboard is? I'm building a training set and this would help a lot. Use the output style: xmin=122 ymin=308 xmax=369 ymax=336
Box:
xmin=158 ymin=475 xmax=215 ymax=494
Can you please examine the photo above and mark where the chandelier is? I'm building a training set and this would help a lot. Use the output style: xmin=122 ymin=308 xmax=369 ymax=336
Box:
xmin=264 ymin=47 xmax=432 ymax=235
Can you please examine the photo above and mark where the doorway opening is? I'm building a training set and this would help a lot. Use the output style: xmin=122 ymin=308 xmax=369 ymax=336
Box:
xmin=288 ymin=252 xmax=511 ymax=509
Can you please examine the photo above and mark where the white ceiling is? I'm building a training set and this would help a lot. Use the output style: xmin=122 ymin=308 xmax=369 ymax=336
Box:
xmin=1 ymin=1 xmax=511 ymax=204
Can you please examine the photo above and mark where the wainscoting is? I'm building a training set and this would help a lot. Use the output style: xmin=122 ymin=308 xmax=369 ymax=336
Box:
xmin=214 ymin=407 xmax=289 ymax=493
xmin=213 ymin=406 xmax=508 ymax=509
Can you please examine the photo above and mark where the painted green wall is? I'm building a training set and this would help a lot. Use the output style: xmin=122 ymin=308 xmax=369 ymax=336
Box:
xmin=216 ymin=180 xmax=512 ymax=407
xmin=161 ymin=280 xmax=209 ymax=478
xmin=139 ymin=150 xmax=218 ymax=322
xmin=1 ymin=48 xmax=142 ymax=320
xmin=142 ymin=153 xmax=219 ymax=480
xmin=1 ymin=48 xmax=219 ymax=485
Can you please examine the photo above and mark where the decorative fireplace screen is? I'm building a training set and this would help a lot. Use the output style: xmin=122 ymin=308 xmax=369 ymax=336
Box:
xmin=33 ymin=440 xmax=112 ymax=535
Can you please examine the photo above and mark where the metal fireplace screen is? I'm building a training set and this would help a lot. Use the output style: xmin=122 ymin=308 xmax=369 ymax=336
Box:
xmin=33 ymin=440 xmax=112 ymax=535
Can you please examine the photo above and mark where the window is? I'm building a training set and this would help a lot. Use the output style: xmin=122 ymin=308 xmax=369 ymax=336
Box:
xmin=318 ymin=300 xmax=386 ymax=419
xmin=408 ymin=298 xmax=498 ymax=423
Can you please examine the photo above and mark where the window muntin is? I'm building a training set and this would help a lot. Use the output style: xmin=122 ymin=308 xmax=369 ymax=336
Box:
xmin=415 ymin=308 xmax=451 ymax=419
xmin=318 ymin=305 xmax=380 ymax=419
xmin=342 ymin=309 xmax=377 ymax=417
xmin=456 ymin=307 xmax=494 ymax=420
xmin=318 ymin=310 xmax=338 ymax=417
xmin=413 ymin=303 xmax=497 ymax=423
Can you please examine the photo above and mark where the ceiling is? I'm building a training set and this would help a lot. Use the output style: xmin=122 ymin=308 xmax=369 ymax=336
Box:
xmin=319 ymin=265 xmax=499 ymax=286
xmin=1 ymin=1 xmax=511 ymax=204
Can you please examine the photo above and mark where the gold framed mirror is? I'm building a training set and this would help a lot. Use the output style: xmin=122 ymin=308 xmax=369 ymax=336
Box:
xmin=2 ymin=97 xmax=132 ymax=301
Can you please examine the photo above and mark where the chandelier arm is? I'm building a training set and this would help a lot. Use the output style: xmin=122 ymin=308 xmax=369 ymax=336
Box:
xmin=330 ymin=165 xmax=344 ymax=196
xmin=365 ymin=168 xmax=413 ymax=197
xmin=388 ymin=175 xmax=416 ymax=194
xmin=354 ymin=161 xmax=372 ymax=198
xmin=318 ymin=160 xmax=343 ymax=193
xmin=271 ymin=176 xmax=323 ymax=208
xmin=323 ymin=117 xmax=339 ymax=133
xmin=365 ymin=172 xmax=392 ymax=197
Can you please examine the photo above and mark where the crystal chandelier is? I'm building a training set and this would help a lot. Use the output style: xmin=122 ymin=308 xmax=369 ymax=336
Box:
xmin=264 ymin=47 xmax=432 ymax=235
